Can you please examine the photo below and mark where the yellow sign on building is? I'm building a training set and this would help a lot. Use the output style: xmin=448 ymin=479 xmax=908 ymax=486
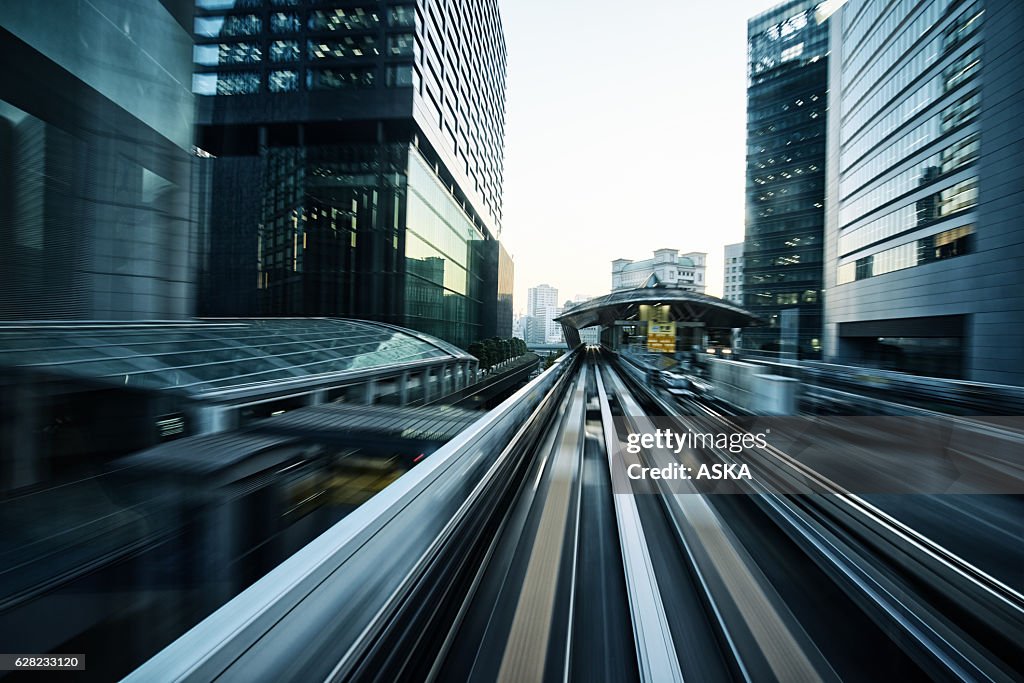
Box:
xmin=647 ymin=321 xmax=676 ymax=353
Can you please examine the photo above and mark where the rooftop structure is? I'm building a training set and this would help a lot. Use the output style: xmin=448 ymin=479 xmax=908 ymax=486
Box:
xmin=611 ymin=249 xmax=707 ymax=293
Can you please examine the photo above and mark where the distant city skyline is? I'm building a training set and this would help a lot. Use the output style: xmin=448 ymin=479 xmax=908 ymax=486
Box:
xmin=500 ymin=0 xmax=782 ymax=314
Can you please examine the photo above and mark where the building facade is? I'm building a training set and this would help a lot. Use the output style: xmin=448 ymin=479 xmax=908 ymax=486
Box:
xmin=743 ymin=1 xmax=830 ymax=356
xmin=490 ymin=241 xmax=514 ymax=338
xmin=0 ymin=1 xmax=198 ymax=320
xmin=522 ymin=316 xmax=546 ymax=346
xmin=527 ymin=284 xmax=558 ymax=318
xmin=824 ymin=0 xmax=1023 ymax=383
xmin=525 ymin=284 xmax=561 ymax=343
xmin=193 ymin=0 xmax=508 ymax=348
xmin=723 ymin=242 xmax=745 ymax=305
xmin=611 ymin=249 xmax=707 ymax=293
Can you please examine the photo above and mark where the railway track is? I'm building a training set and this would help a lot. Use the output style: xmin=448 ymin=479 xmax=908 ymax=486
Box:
xmin=123 ymin=347 xmax=1023 ymax=682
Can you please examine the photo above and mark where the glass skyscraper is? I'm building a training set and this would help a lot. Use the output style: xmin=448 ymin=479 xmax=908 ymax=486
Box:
xmin=0 ymin=1 xmax=198 ymax=319
xmin=743 ymin=0 xmax=831 ymax=357
xmin=193 ymin=0 xmax=510 ymax=347
xmin=824 ymin=0 xmax=1024 ymax=383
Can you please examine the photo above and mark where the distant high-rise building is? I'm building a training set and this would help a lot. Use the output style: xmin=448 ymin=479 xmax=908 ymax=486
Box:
xmin=511 ymin=313 xmax=526 ymax=340
xmin=527 ymin=284 xmax=558 ymax=318
xmin=547 ymin=305 xmax=565 ymax=344
xmin=611 ymin=249 xmax=707 ymax=293
xmin=743 ymin=0 xmax=830 ymax=356
xmin=824 ymin=0 xmax=1024 ymax=383
xmin=193 ymin=0 xmax=509 ymax=348
xmin=723 ymin=243 xmax=745 ymax=305
xmin=525 ymin=284 xmax=561 ymax=343
xmin=0 ymin=1 xmax=197 ymax=319
xmin=522 ymin=316 xmax=546 ymax=345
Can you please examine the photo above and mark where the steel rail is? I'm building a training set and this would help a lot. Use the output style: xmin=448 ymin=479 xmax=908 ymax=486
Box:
xmin=124 ymin=348 xmax=583 ymax=682
xmin=595 ymin=366 xmax=685 ymax=683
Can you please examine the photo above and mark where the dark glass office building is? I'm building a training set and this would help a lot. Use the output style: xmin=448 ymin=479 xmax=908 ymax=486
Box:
xmin=824 ymin=0 xmax=1024 ymax=384
xmin=0 ymin=1 xmax=198 ymax=319
xmin=193 ymin=0 xmax=509 ymax=347
xmin=743 ymin=1 xmax=830 ymax=357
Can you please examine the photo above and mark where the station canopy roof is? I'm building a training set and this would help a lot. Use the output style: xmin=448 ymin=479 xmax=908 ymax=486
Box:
xmin=0 ymin=318 xmax=473 ymax=398
xmin=555 ymin=288 xmax=760 ymax=331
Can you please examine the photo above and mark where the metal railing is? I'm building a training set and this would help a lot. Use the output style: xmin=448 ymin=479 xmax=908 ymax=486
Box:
xmin=125 ymin=348 xmax=583 ymax=682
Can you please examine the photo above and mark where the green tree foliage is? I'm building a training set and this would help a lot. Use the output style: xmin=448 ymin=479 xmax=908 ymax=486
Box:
xmin=468 ymin=342 xmax=486 ymax=369
xmin=468 ymin=336 xmax=529 ymax=372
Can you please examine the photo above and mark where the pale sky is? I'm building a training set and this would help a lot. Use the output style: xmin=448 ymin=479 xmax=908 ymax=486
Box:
xmin=499 ymin=0 xmax=782 ymax=313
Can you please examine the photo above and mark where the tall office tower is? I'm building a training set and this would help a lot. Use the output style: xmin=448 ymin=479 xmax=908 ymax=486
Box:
xmin=526 ymin=284 xmax=559 ymax=344
xmin=825 ymin=0 xmax=1023 ymax=383
xmin=193 ymin=0 xmax=508 ymax=348
xmin=743 ymin=1 xmax=830 ymax=356
xmin=723 ymin=242 xmax=745 ymax=305
xmin=527 ymin=284 xmax=558 ymax=319
xmin=0 ymin=1 xmax=197 ymax=319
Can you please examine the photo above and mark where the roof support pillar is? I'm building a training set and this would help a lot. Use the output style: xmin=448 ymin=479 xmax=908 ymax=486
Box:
xmin=422 ymin=367 xmax=434 ymax=403
xmin=362 ymin=378 xmax=378 ymax=405
xmin=440 ymin=364 xmax=451 ymax=395
xmin=397 ymin=371 xmax=409 ymax=406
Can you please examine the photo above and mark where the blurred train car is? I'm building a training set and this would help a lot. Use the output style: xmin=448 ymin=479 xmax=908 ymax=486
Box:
xmin=0 ymin=411 xmax=447 ymax=680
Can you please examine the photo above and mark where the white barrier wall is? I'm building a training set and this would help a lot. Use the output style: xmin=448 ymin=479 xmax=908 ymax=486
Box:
xmin=752 ymin=374 xmax=798 ymax=415
xmin=708 ymin=358 xmax=764 ymax=409
xmin=707 ymin=358 xmax=798 ymax=415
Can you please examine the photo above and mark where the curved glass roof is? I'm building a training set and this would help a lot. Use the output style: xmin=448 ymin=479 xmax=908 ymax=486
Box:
xmin=0 ymin=318 xmax=472 ymax=397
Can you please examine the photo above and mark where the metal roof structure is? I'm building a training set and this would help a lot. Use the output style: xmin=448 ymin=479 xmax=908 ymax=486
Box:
xmin=0 ymin=318 xmax=474 ymax=399
xmin=116 ymin=403 xmax=482 ymax=477
xmin=250 ymin=403 xmax=483 ymax=447
xmin=555 ymin=289 xmax=761 ymax=347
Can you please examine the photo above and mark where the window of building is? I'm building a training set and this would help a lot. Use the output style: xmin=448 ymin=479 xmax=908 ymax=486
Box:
xmin=308 ymin=36 xmax=378 ymax=59
xmin=386 ymin=64 xmax=416 ymax=88
xmin=271 ymin=12 xmax=301 ymax=33
xmin=269 ymin=70 xmax=298 ymax=92
xmin=389 ymin=5 xmax=417 ymax=27
xmin=944 ymin=2 xmax=984 ymax=51
xmin=192 ymin=71 xmax=260 ymax=95
xmin=781 ymin=42 xmax=804 ymax=62
xmin=777 ymin=292 xmax=799 ymax=305
xmin=919 ymin=224 xmax=975 ymax=263
xmin=941 ymin=133 xmax=980 ymax=173
xmin=193 ymin=42 xmax=262 ymax=66
xmin=837 ymin=261 xmax=856 ymax=285
xmin=944 ymin=48 xmax=981 ymax=92
xmin=270 ymin=40 xmax=299 ymax=62
xmin=195 ymin=14 xmax=261 ymax=38
xmin=938 ymin=178 xmax=979 ymax=216
xmin=941 ymin=92 xmax=980 ymax=132
xmin=855 ymin=255 xmax=873 ymax=281
xmin=387 ymin=33 xmax=416 ymax=57
xmin=307 ymin=68 xmax=375 ymax=90
xmin=197 ymin=0 xmax=260 ymax=10
xmin=837 ymin=225 xmax=975 ymax=286
xmin=309 ymin=8 xmax=380 ymax=32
